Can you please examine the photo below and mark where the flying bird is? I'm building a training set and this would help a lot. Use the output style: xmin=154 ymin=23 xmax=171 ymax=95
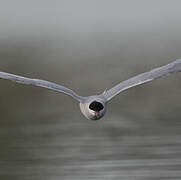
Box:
xmin=0 ymin=59 xmax=181 ymax=120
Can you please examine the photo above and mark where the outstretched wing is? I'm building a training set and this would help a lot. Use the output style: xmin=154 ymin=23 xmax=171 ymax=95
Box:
xmin=0 ymin=71 xmax=86 ymax=102
xmin=103 ymin=59 xmax=181 ymax=101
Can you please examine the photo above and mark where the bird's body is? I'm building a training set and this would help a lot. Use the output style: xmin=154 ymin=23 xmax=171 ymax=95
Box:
xmin=80 ymin=96 xmax=107 ymax=120
xmin=0 ymin=59 xmax=181 ymax=120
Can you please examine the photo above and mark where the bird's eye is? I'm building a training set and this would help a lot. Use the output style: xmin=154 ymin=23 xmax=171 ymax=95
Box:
xmin=89 ymin=101 xmax=104 ymax=111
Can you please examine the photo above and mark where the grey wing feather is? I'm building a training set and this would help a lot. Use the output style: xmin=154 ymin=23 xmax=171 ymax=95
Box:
xmin=0 ymin=71 xmax=86 ymax=102
xmin=104 ymin=59 xmax=181 ymax=101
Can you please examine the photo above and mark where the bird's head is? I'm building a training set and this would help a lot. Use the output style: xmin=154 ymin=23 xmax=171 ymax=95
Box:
xmin=80 ymin=97 xmax=107 ymax=120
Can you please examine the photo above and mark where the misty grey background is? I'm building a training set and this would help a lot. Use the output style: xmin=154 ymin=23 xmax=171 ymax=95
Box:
xmin=0 ymin=0 xmax=181 ymax=179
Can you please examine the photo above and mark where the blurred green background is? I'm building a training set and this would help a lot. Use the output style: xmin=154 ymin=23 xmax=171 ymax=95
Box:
xmin=0 ymin=0 xmax=181 ymax=179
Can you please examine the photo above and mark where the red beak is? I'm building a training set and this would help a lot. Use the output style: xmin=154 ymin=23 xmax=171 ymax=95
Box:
xmin=95 ymin=111 xmax=99 ymax=116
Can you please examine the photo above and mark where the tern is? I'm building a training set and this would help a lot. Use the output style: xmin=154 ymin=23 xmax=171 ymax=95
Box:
xmin=0 ymin=59 xmax=181 ymax=120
